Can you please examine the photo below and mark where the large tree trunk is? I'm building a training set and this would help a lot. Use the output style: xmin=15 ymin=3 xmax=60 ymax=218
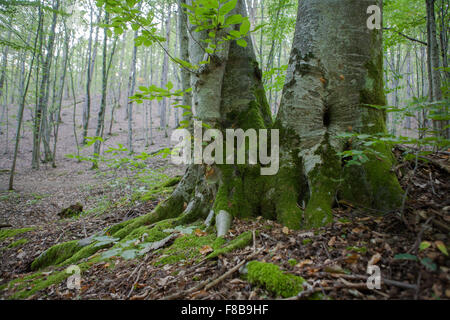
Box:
xmin=145 ymin=0 xmax=403 ymax=231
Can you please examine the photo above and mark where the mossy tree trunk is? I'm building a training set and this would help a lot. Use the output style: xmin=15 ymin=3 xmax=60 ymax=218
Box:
xmin=32 ymin=0 xmax=404 ymax=270
xmin=117 ymin=0 xmax=404 ymax=233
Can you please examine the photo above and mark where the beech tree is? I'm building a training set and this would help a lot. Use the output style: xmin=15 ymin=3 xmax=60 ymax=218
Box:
xmin=26 ymin=0 xmax=407 ymax=271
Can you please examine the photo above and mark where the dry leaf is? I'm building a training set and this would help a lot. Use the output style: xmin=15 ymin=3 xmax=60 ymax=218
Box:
xmin=199 ymin=245 xmax=213 ymax=255
xmin=345 ymin=253 xmax=360 ymax=264
xmin=194 ymin=229 xmax=207 ymax=237
xmin=282 ymin=226 xmax=290 ymax=235
xmin=328 ymin=236 xmax=336 ymax=246
xmin=368 ymin=253 xmax=382 ymax=266
xmin=296 ymin=259 xmax=313 ymax=268
xmin=435 ymin=241 xmax=448 ymax=256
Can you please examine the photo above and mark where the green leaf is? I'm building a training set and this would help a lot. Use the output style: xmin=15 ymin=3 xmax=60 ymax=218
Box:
xmin=394 ymin=253 xmax=418 ymax=261
xmin=236 ymin=38 xmax=247 ymax=47
xmin=419 ymin=241 xmax=431 ymax=251
xmin=225 ymin=14 xmax=243 ymax=25
xmin=239 ymin=19 xmax=250 ymax=34
xmin=219 ymin=0 xmax=237 ymax=16
xmin=420 ymin=258 xmax=437 ymax=271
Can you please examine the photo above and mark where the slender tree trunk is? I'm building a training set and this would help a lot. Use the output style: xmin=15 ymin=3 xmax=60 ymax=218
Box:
xmin=93 ymin=12 xmax=116 ymax=166
xmin=10 ymin=4 xmax=43 ymax=190
xmin=51 ymin=20 xmax=70 ymax=168
xmin=426 ymin=0 xmax=446 ymax=138
xmin=126 ymin=21 xmax=139 ymax=154
xmin=159 ymin=4 xmax=172 ymax=138
xmin=32 ymin=0 xmax=60 ymax=168
xmin=82 ymin=3 xmax=101 ymax=144
xmin=178 ymin=0 xmax=192 ymax=126
xmin=0 ymin=29 xmax=11 ymax=136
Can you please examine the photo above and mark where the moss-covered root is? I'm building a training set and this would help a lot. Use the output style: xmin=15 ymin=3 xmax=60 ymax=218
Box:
xmin=31 ymin=240 xmax=83 ymax=270
xmin=207 ymin=231 xmax=253 ymax=259
xmin=244 ymin=261 xmax=305 ymax=298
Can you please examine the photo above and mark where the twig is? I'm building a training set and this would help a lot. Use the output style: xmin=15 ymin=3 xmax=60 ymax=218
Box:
xmin=127 ymin=266 xmax=143 ymax=298
xmin=314 ymin=272 xmax=418 ymax=290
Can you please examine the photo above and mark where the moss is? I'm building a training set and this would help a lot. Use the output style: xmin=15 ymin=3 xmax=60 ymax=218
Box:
xmin=161 ymin=176 xmax=182 ymax=188
xmin=288 ymin=259 xmax=297 ymax=267
xmin=245 ymin=261 xmax=305 ymax=298
xmin=304 ymin=140 xmax=340 ymax=228
xmin=7 ymin=238 xmax=28 ymax=248
xmin=156 ymin=232 xmax=223 ymax=266
xmin=4 ymin=262 xmax=92 ymax=299
xmin=206 ymin=231 xmax=252 ymax=259
xmin=0 ymin=227 xmax=34 ymax=241
xmin=58 ymin=203 xmax=83 ymax=218
xmin=31 ymin=240 xmax=84 ymax=271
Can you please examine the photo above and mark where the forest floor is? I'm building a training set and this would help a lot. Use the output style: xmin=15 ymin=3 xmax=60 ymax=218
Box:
xmin=0 ymin=97 xmax=449 ymax=300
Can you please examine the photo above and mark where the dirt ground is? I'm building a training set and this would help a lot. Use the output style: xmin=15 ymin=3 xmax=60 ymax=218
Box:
xmin=0 ymin=96 xmax=449 ymax=300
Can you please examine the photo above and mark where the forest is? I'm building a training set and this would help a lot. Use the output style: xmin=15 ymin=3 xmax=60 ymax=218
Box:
xmin=0 ymin=0 xmax=449 ymax=302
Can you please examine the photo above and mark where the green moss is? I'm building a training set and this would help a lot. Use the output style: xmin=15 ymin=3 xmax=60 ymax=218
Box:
xmin=161 ymin=176 xmax=182 ymax=188
xmin=206 ymin=231 xmax=252 ymax=259
xmin=0 ymin=227 xmax=34 ymax=241
xmin=31 ymin=240 xmax=83 ymax=271
xmin=7 ymin=238 xmax=28 ymax=248
xmin=156 ymin=233 xmax=223 ymax=266
xmin=4 ymin=262 xmax=92 ymax=299
xmin=288 ymin=259 xmax=297 ymax=267
xmin=245 ymin=261 xmax=305 ymax=298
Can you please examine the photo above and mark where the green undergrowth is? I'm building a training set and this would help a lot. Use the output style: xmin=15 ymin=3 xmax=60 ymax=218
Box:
xmin=0 ymin=227 xmax=35 ymax=242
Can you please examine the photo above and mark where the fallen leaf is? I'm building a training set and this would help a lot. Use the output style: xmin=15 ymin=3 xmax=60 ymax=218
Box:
xmin=345 ymin=253 xmax=360 ymax=264
xmin=419 ymin=241 xmax=431 ymax=251
xmin=296 ymin=259 xmax=313 ymax=268
xmin=368 ymin=253 xmax=382 ymax=266
xmin=328 ymin=236 xmax=336 ymax=246
xmin=435 ymin=241 xmax=448 ymax=256
xmin=157 ymin=276 xmax=172 ymax=287
xmin=199 ymin=245 xmax=213 ymax=255
xmin=282 ymin=227 xmax=290 ymax=235
xmin=194 ymin=229 xmax=207 ymax=237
